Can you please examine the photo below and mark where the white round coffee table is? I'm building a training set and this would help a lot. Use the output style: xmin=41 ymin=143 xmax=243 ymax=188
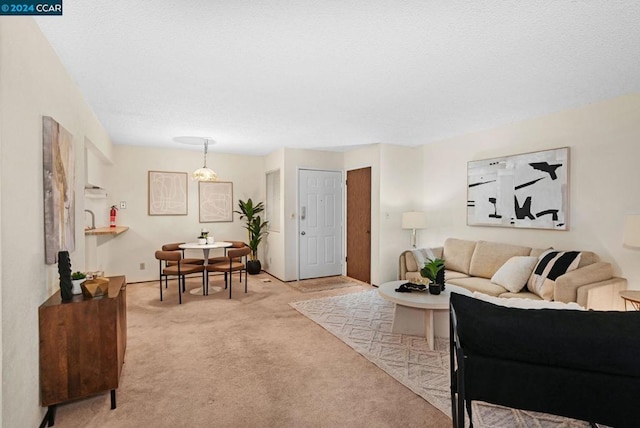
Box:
xmin=378 ymin=280 xmax=465 ymax=350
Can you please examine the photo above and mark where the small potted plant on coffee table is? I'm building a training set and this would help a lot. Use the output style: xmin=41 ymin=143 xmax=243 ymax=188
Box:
xmin=420 ymin=258 xmax=445 ymax=295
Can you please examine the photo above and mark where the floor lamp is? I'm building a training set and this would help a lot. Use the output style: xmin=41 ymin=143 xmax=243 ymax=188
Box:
xmin=402 ymin=211 xmax=427 ymax=248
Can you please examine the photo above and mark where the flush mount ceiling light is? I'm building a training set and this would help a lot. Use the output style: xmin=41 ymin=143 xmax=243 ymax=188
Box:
xmin=173 ymin=136 xmax=218 ymax=181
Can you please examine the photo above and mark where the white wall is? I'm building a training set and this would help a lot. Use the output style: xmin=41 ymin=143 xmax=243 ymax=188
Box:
xmin=343 ymin=145 xmax=381 ymax=284
xmin=264 ymin=149 xmax=285 ymax=280
xmin=278 ymin=148 xmax=344 ymax=281
xmin=96 ymin=145 xmax=265 ymax=283
xmin=378 ymin=144 xmax=423 ymax=283
xmin=421 ymin=93 xmax=640 ymax=289
xmin=342 ymin=144 xmax=423 ymax=285
xmin=0 ymin=18 xmax=113 ymax=427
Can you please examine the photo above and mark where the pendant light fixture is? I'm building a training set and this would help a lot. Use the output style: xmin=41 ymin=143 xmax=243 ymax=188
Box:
xmin=173 ymin=136 xmax=219 ymax=181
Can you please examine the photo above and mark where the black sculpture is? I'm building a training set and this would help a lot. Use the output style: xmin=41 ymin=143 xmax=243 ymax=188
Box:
xmin=57 ymin=250 xmax=73 ymax=302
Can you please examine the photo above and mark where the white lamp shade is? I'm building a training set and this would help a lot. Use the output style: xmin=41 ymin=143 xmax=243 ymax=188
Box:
xmin=402 ymin=211 xmax=427 ymax=230
xmin=192 ymin=167 xmax=218 ymax=181
xmin=624 ymin=215 xmax=640 ymax=247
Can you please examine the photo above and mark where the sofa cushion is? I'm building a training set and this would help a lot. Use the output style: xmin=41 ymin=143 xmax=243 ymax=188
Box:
xmin=490 ymin=256 xmax=538 ymax=293
xmin=447 ymin=277 xmax=507 ymax=297
xmin=443 ymin=238 xmax=477 ymax=275
xmin=527 ymin=250 xmax=582 ymax=300
xmin=469 ymin=241 xmax=532 ymax=279
xmin=444 ymin=270 xmax=469 ymax=281
xmin=498 ymin=291 xmax=543 ymax=300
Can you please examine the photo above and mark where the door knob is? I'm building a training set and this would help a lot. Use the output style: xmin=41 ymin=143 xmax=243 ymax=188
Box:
xmin=301 ymin=231 xmax=306 ymax=235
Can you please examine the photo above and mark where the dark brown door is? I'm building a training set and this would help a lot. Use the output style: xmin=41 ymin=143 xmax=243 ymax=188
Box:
xmin=346 ymin=167 xmax=371 ymax=283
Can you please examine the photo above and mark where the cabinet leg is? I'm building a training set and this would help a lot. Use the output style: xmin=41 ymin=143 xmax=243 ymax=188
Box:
xmin=110 ymin=390 xmax=116 ymax=409
xmin=47 ymin=405 xmax=56 ymax=426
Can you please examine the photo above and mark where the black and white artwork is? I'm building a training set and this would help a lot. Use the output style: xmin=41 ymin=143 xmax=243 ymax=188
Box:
xmin=467 ymin=147 xmax=569 ymax=230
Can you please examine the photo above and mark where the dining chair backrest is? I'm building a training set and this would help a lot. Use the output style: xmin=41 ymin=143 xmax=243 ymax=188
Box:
xmin=155 ymin=250 xmax=182 ymax=262
xmin=161 ymin=242 xmax=185 ymax=252
xmin=227 ymin=246 xmax=251 ymax=259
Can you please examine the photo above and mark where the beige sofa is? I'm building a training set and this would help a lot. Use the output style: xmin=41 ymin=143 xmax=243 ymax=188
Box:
xmin=399 ymin=238 xmax=627 ymax=310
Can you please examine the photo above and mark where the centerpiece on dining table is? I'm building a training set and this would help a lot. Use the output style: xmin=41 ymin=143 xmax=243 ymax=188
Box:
xmin=197 ymin=229 xmax=215 ymax=245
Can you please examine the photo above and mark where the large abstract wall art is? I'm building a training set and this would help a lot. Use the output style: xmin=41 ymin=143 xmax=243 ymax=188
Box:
xmin=467 ymin=147 xmax=569 ymax=230
xmin=199 ymin=181 xmax=233 ymax=223
xmin=148 ymin=171 xmax=188 ymax=215
xmin=43 ymin=116 xmax=75 ymax=264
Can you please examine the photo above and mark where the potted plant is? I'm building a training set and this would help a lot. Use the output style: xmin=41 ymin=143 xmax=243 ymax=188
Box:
xmin=235 ymin=198 xmax=269 ymax=274
xmin=71 ymin=271 xmax=87 ymax=295
xmin=420 ymin=258 xmax=445 ymax=294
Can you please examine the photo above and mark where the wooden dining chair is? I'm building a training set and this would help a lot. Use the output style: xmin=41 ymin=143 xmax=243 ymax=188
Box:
xmin=206 ymin=246 xmax=251 ymax=298
xmin=154 ymin=250 xmax=205 ymax=304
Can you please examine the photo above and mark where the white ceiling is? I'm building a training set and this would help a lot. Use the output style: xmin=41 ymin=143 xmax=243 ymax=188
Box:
xmin=36 ymin=1 xmax=640 ymax=156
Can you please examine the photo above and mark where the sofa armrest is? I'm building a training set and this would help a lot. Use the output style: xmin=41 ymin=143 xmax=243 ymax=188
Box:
xmin=577 ymin=277 xmax=628 ymax=311
xmin=399 ymin=250 xmax=411 ymax=280
xmin=554 ymin=261 xmax=613 ymax=304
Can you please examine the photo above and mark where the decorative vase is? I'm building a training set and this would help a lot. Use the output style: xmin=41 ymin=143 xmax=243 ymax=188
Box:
xmin=206 ymin=236 xmax=215 ymax=244
xmin=81 ymin=277 xmax=110 ymax=299
xmin=247 ymin=260 xmax=261 ymax=275
xmin=57 ymin=251 xmax=73 ymax=302
xmin=428 ymin=283 xmax=441 ymax=295
xmin=71 ymin=279 xmax=85 ymax=295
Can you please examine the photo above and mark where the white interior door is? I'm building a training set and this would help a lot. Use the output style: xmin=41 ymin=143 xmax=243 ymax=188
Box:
xmin=299 ymin=169 xmax=343 ymax=279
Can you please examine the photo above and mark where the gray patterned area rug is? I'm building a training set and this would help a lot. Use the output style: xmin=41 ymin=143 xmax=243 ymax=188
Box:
xmin=290 ymin=290 xmax=591 ymax=428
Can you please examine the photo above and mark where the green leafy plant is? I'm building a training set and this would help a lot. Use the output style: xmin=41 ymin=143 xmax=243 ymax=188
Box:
xmin=71 ymin=271 xmax=86 ymax=280
xmin=420 ymin=258 xmax=445 ymax=283
xmin=235 ymin=198 xmax=269 ymax=261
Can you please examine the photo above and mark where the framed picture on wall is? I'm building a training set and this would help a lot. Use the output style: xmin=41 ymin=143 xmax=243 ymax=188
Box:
xmin=148 ymin=171 xmax=188 ymax=215
xmin=199 ymin=181 xmax=233 ymax=222
xmin=467 ymin=147 xmax=569 ymax=230
xmin=43 ymin=116 xmax=75 ymax=264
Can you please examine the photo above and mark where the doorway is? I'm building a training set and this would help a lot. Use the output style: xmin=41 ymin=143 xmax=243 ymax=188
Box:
xmin=298 ymin=169 xmax=343 ymax=280
xmin=346 ymin=167 xmax=371 ymax=283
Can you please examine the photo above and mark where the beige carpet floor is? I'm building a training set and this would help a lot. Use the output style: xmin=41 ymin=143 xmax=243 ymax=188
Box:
xmin=290 ymin=290 xmax=592 ymax=428
xmin=50 ymin=273 xmax=451 ymax=427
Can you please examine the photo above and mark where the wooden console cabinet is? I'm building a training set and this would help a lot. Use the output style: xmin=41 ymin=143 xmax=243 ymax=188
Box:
xmin=39 ymin=275 xmax=127 ymax=424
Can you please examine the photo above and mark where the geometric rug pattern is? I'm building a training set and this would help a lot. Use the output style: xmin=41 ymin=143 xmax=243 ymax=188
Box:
xmin=290 ymin=290 xmax=591 ymax=428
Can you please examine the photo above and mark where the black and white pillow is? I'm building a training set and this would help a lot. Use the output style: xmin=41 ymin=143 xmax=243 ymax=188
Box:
xmin=527 ymin=250 xmax=581 ymax=300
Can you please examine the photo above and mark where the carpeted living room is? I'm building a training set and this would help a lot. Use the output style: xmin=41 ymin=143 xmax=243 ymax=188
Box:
xmin=2 ymin=2 xmax=640 ymax=428
xmin=48 ymin=275 xmax=456 ymax=427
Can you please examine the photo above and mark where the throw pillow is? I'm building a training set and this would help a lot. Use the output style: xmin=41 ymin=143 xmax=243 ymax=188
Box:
xmin=527 ymin=250 xmax=582 ymax=300
xmin=490 ymin=256 xmax=538 ymax=293
xmin=410 ymin=247 xmax=437 ymax=272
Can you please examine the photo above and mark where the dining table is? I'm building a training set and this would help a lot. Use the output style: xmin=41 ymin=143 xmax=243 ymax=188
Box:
xmin=179 ymin=241 xmax=232 ymax=295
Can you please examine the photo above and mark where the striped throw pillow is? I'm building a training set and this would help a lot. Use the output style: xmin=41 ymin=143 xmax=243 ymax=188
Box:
xmin=527 ymin=250 xmax=581 ymax=300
